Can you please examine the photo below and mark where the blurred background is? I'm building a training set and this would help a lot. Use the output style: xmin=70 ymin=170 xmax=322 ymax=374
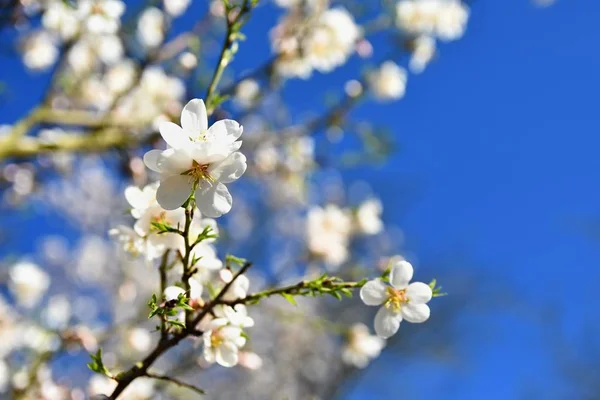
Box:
xmin=1 ymin=0 xmax=599 ymax=399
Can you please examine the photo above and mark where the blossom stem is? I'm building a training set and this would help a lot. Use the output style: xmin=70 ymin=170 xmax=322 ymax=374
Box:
xmin=108 ymin=262 xmax=252 ymax=399
xmin=221 ymin=278 xmax=367 ymax=307
xmin=204 ymin=0 xmax=254 ymax=114
xmin=159 ymin=251 xmax=170 ymax=340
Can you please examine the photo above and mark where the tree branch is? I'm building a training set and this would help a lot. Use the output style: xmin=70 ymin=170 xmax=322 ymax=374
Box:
xmin=145 ymin=372 xmax=206 ymax=396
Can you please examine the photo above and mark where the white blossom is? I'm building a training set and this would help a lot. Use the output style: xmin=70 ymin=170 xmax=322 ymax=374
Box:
xmin=341 ymin=323 xmax=385 ymax=368
xmin=137 ymin=7 xmax=165 ymax=48
xmin=128 ymin=328 xmax=153 ymax=353
xmin=234 ymin=79 xmax=260 ymax=109
xmin=109 ymin=225 xmax=146 ymax=257
xmin=42 ymin=2 xmax=80 ymax=40
xmin=178 ymin=52 xmax=198 ymax=69
xmin=202 ymin=319 xmax=247 ymax=367
xmin=360 ymin=259 xmax=432 ymax=338
xmin=305 ymin=8 xmax=360 ymax=73
xmin=396 ymin=0 xmax=469 ymax=42
xmin=306 ymin=205 xmax=352 ymax=269
xmin=368 ymin=61 xmax=407 ymax=101
xmin=355 ymin=199 xmax=384 ymax=235
xmin=143 ymin=99 xmax=247 ymax=217
xmin=79 ymin=0 xmax=125 ymax=35
xmin=409 ymin=35 xmax=436 ymax=73
xmin=164 ymin=0 xmax=191 ymax=17
xmin=238 ymin=351 xmax=263 ymax=370
xmin=221 ymin=271 xmax=250 ymax=301
xmin=22 ymin=32 xmax=58 ymax=70
xmin=9 ymin=261 xmax=50 ymax=308
xmin=106 ymin=60 xmax=137 ymax=94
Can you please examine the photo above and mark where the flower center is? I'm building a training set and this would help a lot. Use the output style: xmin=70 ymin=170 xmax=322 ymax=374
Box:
xmin=210 ymin=330 xmax=224 ymax=348
xmin=150 ymin=211 xmax=167 ymax=228
xmin=184 ymin=161 xmax=214 ymax=184
xmin=385 ymin=287 xmax=408 ymax=312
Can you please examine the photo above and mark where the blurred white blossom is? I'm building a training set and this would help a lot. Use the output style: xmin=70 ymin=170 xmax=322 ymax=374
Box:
xmin=9 ymin=261 xmax=50 ymax=308
xmin=341 ymin=323 xmax=385 ymax=368
xmin=368 ymin=61 xmax=407 ymax=101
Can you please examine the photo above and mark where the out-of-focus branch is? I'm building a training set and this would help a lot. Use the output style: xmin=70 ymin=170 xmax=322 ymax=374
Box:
xmin=0 ymin=127 xmax=154 ymax=159
xmin=144 ymin=372 xmax=206 ymax=396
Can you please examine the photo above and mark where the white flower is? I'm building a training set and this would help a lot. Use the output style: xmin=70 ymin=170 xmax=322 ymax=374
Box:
xmin=80 ymin=0 xmax=125 ymax=35
xmin=305 ymin=8 xmax=360 ymax=73
xmin=22 ymin=32 xmax=58 ymax=70
xmin=214 ymin=304 xmax=254 ymax=328
xmin=163 ymin=0 xmax=191 ymax=17
xmin=234 ymin=79 xmax=260 ymax=109
xmin=342 ymin=323 xmax=385 ymax=368
xmin=106 ymin=60 xmax=137 ymax=94
xmin=395 ymin=0 xmax=469 ymax=41
xmin=355 ymin=199 xmax=383 ymax=235
xmin=409 ymin=35 xmax=436 ymax=73
xmin=360 ymin=260 xmax=432 ymax=338
xmin=238 ymin=351 xmax=263 ymax=370
xmin=163 ymin=285 xmax=185 ymax=301
xmin=42 ymin=2 xmax=81 ymax=40
xmin=221 ymin=271 xmax=250 ymax=301
xmin=97 ymin=34 xmax=124 ymax=64
xmin=178 ymin=52 xmax=197 ymax=69
xmin=137 ymin=7 xmax=165 ymax=48
xmin=42 ymin=295 xmax=71 ymax=329
xmin=306 ymin=205 xmax=352 ymax=269
xmin=128 ymin=328 xmax=153 ymax=353
xmin=143 ymin=98 xmax=247 ymax=216
xmin=202 ymin=322 xmax=246 ymax=367
xmin=189 ymin=242 xmax=222 ymax=271
xmin=9 ymin=261 xmax=50 ymax=308
xmin=109 ymin=225 xmax=146 ymax=257
xmin=368 ymin=61 xmax=407 ymax=101
xmin=434 ymin=0 xmax=469 ymax=41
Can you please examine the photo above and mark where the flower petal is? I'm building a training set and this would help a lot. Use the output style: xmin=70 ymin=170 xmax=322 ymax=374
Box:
xmin=359 ymin=279 xmax=387 ymax=306
xmin=143 ymin=149 xmax=163 ymax=172
xmin=163 ymin=286 xmax=185 ymax=301
xmin=374 ymin=306 xmax=402 ymax=338
xmin=216 ymin=342 xmax=239 ymax=367
xmin=206 ymin=119 xmax=243 ymax=143
xmin=156 ymin=175 xmax=193 ymax=210
xmin=181 ymin=98 xmax=208 ymax=136
xmin=159 ymin=121 xmax=188 ymax=149
xmin=124 ymin=186 xmax=147 ymax=211
xmin=401 ymin=303 xmax=430 ymax=323
xmin=195 ymin=182 xmax=232 ymax=218
xmin=208 ymin=152 xmax=247 ymax=184
xmin=406 ymin=282 xmax=432 ymax=304
xmin=389 ymin=259 xmax=413 ymax=289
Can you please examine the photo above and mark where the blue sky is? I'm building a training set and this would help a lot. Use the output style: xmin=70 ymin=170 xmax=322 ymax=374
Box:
xmin=1 ymin=0 xmax=599 ymax=398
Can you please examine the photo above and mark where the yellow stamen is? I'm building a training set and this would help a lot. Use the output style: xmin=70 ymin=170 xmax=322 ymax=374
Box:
xmin=384 ymin=287 xmax=408 ymax=312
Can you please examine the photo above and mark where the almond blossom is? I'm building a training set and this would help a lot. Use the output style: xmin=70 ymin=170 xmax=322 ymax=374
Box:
xmin=368 ymin=61 xmax=408 ymax=101
xmin=360 ymin=259 xmax=432 ymax=338
xmin=9 ymin=261 xmax=50 ymax=308
xmin=341 ymin=323 xmax=386 ymax=368
xmin=202 ymin=322 xmax=247 ymax=367
xmin=143 ymin=99 xmax=247 ymax=217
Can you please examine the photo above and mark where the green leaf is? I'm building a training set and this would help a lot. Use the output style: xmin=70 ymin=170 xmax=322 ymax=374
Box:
xmin=87 ymin=348 xmax=110 ymax=376
xmin=280 ymin=292 xmax=297 ymax=306
xmin=226 ymin=254 xmax=247 ymax=266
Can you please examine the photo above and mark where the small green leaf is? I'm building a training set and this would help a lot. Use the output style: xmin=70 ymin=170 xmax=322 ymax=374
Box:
xmin=280 ymin=292 xmax=297 ymax=306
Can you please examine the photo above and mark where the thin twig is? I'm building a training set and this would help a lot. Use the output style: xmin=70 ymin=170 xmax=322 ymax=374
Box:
xmin=145 ymin=372 xmax=206 ymax=396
